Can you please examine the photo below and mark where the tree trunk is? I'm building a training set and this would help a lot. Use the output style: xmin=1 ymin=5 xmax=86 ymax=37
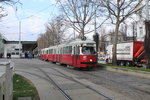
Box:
xmin=93 ymin=33 xmax=99 ymax=52
xmin=80 ymin=26 xmax=85 ymax=39
xmin=144 ymin=21 xmax=150 ymax=69
xmin=112 ymin=22 xmax=120 ymax=65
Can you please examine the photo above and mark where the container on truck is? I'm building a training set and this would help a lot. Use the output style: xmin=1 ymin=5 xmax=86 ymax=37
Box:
xmin=105 ymin=41 xmax=146 ymax=66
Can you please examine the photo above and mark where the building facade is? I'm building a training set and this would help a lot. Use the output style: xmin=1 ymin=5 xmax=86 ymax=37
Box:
xmin=136 ymin=0 xmax=150 ymax=41
xmin=4 ymin=42 xmax=22 ymax=58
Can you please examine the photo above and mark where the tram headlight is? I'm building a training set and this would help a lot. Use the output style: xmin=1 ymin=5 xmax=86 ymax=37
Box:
xmin=90 ymin=59 xmax=92 ymax=62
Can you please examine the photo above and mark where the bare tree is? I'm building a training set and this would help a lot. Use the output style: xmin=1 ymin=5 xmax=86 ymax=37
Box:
xmin=37 ymin=34 xmax=46 ymax=49
xmin=100 ymin=0 xmax=143 ymax=65
xmin=98 ymin=27 xmax=106 ymax=52
xmin=46 ymin=16 xmax=66 ymax=45
xmin=0 ymin=0 xmax=20 ymax=19
xmin=120 ymin=24 xmax=128 ymax=41
xmin=131 ymin=22 xmax=137 ymax=41
xmin=57 ymin=0 xmax=107 ymax=39
xmin=37 ymin=16 xmax=66 ymax=49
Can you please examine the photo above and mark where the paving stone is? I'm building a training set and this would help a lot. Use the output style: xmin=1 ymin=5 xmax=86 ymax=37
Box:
xmin=18 ymin=97 xmax=31 ymax=100
xmin=58 ymin=83 xmax=85 ymax=90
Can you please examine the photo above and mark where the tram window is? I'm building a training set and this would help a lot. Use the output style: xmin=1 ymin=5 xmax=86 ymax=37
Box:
xmin=75 ymin=46 xmax=80 ymax=55
xmin=16 ymin=52 xmax=19 ymax=55
xmin=63 ymin=47 xmax=67 ymax=54
xmin=51 ymin=49 xmax=53 ymax=54
xmin=61 ymin=48 xmax=63 ymax=54
xmin=82 ymin=46 xmax=96 ymax=55
xmin=54 ymin=49 xmax=56 ymax=54
xmin=50 ymin=49 xmax=51 ymax=54
xmin=58 ymin=48 xmax=59 ymax=54
xmin=12 ymin=52 xmax=15 ymax=55
xmin=63 ymin=47 xmax=65 ymax=54
xmin=68 ymin=46 xmax=72 ymax=54
xmin=60 ymin=48 xmax=61 ymax=54
xmin=66 ymin=47 xmax=68 ymax=54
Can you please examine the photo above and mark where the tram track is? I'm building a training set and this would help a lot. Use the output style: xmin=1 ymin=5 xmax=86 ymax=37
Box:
xmin=35 ymin=67 xmax=72 ymax=100
xmin=47 ymin=62 xmax=150 ymax=100
xmin=50 ymin=67 xmax=114 ymax=100
xmin=78 ymin=71 xmax=150 ymax=100
xmin=16 ymin=65 xmax=114 ymax=100
xmin=16 ymin=66 xmax=149 ymax=100
xmin=41 ymin=60 xmax=150 ymax=100
xmin=84 ymin=71 xmax=150 ymax=94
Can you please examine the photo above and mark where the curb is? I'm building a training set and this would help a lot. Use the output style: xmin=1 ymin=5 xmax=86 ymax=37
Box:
xmin=104 ymin=66 xmax=150 ymax=79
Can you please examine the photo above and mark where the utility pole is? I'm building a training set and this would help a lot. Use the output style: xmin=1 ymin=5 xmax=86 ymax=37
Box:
xmin=145 ymin=0 xmax=149 ymax=21
xmin=93 ymin=3 xmax=99 ymax=53
xmin=19 ymin=21 xmax=21 ymax=58
xmin=94 ymin=2 xmax=96 ymax=36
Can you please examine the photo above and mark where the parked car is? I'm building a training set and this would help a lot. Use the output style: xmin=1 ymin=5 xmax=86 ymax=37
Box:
xmin=98 ymin=55 xmax=106 ymax=61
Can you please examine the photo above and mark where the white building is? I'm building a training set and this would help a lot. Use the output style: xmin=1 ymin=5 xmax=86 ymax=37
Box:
xmin=136 ymin=21 xmax=146 ymax=41
xmin=4 ymin=42 xmax=23 ymax=58
xmin=3 ymin=41 xmax=37 ymax=58
xmin=136 ymin=0 xmax=150 ymax=41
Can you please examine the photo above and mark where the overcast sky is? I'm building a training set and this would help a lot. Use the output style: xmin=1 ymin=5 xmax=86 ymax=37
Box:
xmin=0 ymin=0 xmax=59 ymax=41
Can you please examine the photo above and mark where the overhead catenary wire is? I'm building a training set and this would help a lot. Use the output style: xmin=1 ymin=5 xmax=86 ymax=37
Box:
xmin=1 ymin=3 xmax=58 ymax=24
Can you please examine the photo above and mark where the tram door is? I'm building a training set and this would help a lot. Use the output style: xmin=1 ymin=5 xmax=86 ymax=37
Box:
xmin=73 ymin=45 xmax=80 ymax=66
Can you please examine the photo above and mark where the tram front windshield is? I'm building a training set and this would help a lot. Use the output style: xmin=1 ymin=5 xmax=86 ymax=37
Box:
xmin=82 ymin=46 xmax=96 ymax=55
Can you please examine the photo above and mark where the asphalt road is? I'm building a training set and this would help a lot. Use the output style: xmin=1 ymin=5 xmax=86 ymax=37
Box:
xmin=1 ymin=58 xmax=150 ymax=100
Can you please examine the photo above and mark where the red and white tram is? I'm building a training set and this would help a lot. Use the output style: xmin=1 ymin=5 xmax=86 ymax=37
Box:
xmin=39 ymin=38 xmax=97 ymax=68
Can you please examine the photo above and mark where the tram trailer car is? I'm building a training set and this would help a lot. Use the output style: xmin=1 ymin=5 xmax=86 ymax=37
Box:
xmin=40 ymin=48 xmax=49 ymax=61
xmin=40 ymin=39 xmax=97 ymax=68
xmin=106 ymin=41 xmax=146 ymax=66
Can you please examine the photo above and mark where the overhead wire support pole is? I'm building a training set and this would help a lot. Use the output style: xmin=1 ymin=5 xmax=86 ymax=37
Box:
xmin=19 ymin=21 xmax=21 ymax=58
xmin=94 ymin=2 xmax=97 ymax=35
xmin=93 ymin=1 xmax=99 ymax=53
xmin=145 ymin=0 xmax=149 ymax=21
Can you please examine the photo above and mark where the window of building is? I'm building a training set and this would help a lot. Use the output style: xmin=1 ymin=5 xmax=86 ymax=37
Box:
xmin=139 ymin=27 xmax=143 ymax=35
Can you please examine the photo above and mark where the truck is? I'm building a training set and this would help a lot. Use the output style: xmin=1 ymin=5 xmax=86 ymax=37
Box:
xmin=105 ymin=41 xmax=146 ymax=67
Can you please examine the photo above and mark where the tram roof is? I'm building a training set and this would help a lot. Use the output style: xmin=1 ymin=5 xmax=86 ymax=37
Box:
xmin=41 ymin=38 xmax=95 ymax=50
xmin=70 ymin=38 xmax=95 ymax=45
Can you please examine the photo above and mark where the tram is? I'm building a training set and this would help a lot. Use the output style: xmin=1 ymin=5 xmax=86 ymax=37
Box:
xmin=39 ymin=38 xmax=97 ymax=68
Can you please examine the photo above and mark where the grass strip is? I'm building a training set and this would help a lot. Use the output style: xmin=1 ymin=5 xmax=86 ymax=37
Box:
xmin=13 ymin=74 xmax=39 ymax=100
xmin=98 ymin=63 xmax=150 ymax=72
